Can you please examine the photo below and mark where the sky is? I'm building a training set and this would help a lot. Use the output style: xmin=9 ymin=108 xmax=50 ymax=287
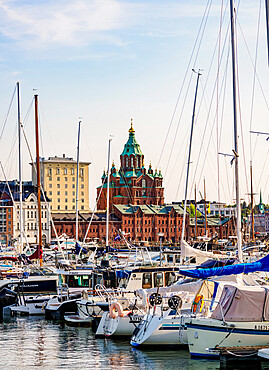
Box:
xmin=0 ymin=0 xmax=268 ymax=208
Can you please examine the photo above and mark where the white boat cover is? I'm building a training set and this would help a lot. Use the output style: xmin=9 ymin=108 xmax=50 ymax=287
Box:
xmin=180 ymin=240 xmax=225 ymax=259
xmin=212 ymin=284 xmax=269 ymax=322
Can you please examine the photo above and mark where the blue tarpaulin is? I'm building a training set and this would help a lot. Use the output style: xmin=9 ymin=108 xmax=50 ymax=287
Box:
xmin=116 ymin=270 xmax=132 ymax=279
xmin=75 ymin=242 xmax=87 ymax=255
xmin=179 ymin=254 xmax=269 ymax=279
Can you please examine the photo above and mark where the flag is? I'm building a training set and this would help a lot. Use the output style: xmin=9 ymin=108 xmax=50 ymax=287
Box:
xmin=114 ymin=234 xmax=121 ymax=241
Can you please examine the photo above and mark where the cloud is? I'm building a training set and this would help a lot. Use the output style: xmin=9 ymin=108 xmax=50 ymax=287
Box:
xmin=0 ymin=0 xmax=259 ymax=53
xmin=0 ymin=0 xmax=128 ymax=49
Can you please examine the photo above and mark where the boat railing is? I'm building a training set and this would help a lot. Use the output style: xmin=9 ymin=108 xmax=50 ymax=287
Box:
xmin=95 ymin=284 xmax=116 ymax=301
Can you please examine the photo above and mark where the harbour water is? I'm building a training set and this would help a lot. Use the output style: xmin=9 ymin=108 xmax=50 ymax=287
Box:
xmin=1 ymin=316 xmax=269 ymax=369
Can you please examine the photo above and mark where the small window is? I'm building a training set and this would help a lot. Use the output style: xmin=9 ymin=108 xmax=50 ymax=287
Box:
xmin=65 ymin=191 xmax=67 ymax=195
xmin=57 ymin=205 xmax=60 ymax=210
xmin=71 ymin=168 xmax=75 ymax=175
xmin=65 ymin=205 xmax=68 ymax=210
xmin=80 ymin=168 xmax=84 ymax=176
xmin=64 ymin=168 xmax=67 ymax=175
xmin=65 ymin=198 xmax=68 ymax=203
xmin=81 ymin=184 xmax=84 ymax=189
xmin=49 ymin=191 xmax=52 ymax=195
xmin=49 ymin=184 xmax=52 ymax=188
xmin=65 ymin=184 xmax=68 ymax=188
xmin=65 ymin=177 xmax=67 ymax=181
xmin=58 ymin=198 xmax=60 ymax=202
xmin=165 ymin=272 xmax=176 ymax=286
xmin=56 ymin=168 xmax=60 ymax=175
xmin=49 ymin=177 xmax=52 ymax=181
xmin=154 ymin=272 xmax=164 ymax=288
xmin=48 ymin=168 xmax=52 ymax=176
xmin=142 ymin=273 xmax=152 ymax=289
xmin=72 ymin=177 xmax=75 ymax=181
xmin=81 ymin=205 xmax=84 ymax=210
xmin=72 ymin=184 xmax=75 ymax=189
xmin=57 ymin=184 xmax=60 ymax=188
xmin=57 ymin=191 xmax=60 ymax=195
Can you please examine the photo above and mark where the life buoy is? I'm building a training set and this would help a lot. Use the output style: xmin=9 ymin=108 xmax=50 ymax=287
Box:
xmin=192 ymin=294 xmax=204 ymax=314
xmin=109 ymin=302 xmax=123 ymax=319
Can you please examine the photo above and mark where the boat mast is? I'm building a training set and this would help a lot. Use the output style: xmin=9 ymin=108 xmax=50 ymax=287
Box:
xmin=194 ymin=183 xmax=197 ymax=239
xmin=34 ymin=94 xmax=43 ymax=267
xmin=204 ymin=178 xmax=207 ymax=236
xmin=181 ymin=70 xmax=201 ymax=262
xmin=106 ymin=137 xmax=112 ymax=250
xmin=230 ymin=0 xmax=243 ymax=262
xmin=17 ymin=82 xmax=23 ymax=254
xmin=75 ymin=120 xmax=81 ymax=244
xmin=266 ymin=0 xmax=269 ymax=65
xmin=250 ymin=161 xmax=255 ymax=242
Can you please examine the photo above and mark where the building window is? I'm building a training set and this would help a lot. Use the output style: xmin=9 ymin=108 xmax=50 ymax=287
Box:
xmin=49 ymin=177 xmax=52 ymax=181
xmin=48 ymin=168 xmax=52 ymax=176
xmin=65 ymin=184 xmax=68 ymax=188
xmin=81 ymin=184 xmax=84 ymax=189
xmin=81 ymin=206 xmax=84 ymax=210
xmin=65 ymin=206 xmax=68 ymax=210
xmin=72 ymin=177 xmax=75 ymax=181
xmin=142 ymin=179 xmax=146 ymax=188
xmin=80 ymin=168 xmax=84 ymax=176
xmin=65 ymin=177 xmax=67 ymax=181
xmin=81 ymin=199 xmax=84 ymax=203
xmin=72 ymin=184 xmax=75 ymax=189
xmin=57 ymin=205 xmax=60 ymax=210
xmin=65 ymin=191 xmax=67 ymax=195
xmin=49 ymin=191 xmax=52 ymax=195
xmin=58 ymin=198 xmax=60 ymax=202
xmin=49 ymin=184 xmax=52 ymax=188
xmin=81 ymin=177 xmax=84 ymax=182
xmin=65 ymin=198 xmax=68 ymax=203
xmin=71 ymin=168 xmax=74 ymax=175
xmin=57 ymin=177 xmax=60 ymax=181
xmin=126 ymin=157 xmax=128 ymax=167
xmin=81 ymin=191 xmax=84 ymax=196
xmin=57 ymin=184 xmax=60 ymax=188
xmin=56 ymin=168 xmax=60 ymax=175
xmin=64 ymin=168 xmax=67 ymax=175
xmin=57 ymin=191 xmax=60 ymax=195
xmin=73 ymin=192 xmax=75 ymax=196
xmin=72 ymin=205 xmax=75 ymax=210
xmin=72 ymin=199 xmax=75 ymax=203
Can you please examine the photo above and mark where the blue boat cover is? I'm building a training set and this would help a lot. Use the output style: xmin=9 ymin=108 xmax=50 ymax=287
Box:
xmin=116 ymin=270 xmax=132 ymax=279
xmin=179 ymin=254 xmax=269 ymax=278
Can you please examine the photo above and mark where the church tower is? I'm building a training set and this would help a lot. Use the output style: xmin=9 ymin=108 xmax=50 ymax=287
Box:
xmin=96 ymin=119 xmax=164 ymax=210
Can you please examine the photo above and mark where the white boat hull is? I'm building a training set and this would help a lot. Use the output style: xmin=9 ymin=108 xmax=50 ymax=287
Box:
xmin=186 ymin=317 xmax=269 ymax=358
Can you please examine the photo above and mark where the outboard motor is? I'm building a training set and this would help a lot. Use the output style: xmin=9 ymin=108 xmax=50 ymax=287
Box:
xmin=0 ymin=287 xmax=17 ymax=320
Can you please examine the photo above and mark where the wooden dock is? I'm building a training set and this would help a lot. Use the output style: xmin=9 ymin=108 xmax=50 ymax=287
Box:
xmin=219 ymin=345 xmax=269 ymax=368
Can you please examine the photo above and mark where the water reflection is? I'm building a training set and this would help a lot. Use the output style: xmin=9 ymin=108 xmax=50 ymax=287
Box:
xmin=1 ymin=317 xmax=268 ymax=369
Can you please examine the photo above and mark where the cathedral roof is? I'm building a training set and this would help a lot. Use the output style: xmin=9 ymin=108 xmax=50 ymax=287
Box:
xmin=121 ymin=120 xmax=143 ymax=157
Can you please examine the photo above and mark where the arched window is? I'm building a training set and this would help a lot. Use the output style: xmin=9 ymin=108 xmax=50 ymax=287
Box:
xmin=131 ymin=156 xmax=134 ymax=167
xmin=125 ymin=157 xmax=128 ymax=167
xmin=142 ymin=179 xmax=146 ymax=188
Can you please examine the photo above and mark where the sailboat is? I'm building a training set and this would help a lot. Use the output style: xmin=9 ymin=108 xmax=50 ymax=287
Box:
xmin=182 ymin=0 xmax=269 ymax=357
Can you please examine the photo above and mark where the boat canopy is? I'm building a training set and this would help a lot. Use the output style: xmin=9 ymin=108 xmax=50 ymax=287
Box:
xmin=179 ymin=254 xmax=269 ymax=279
xmin=212 ymin=284 xmax=269 ymax=322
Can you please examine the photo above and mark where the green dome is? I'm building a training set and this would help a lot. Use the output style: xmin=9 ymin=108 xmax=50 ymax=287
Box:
xmin=121 ymin=120 xmax=143 ymax=157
